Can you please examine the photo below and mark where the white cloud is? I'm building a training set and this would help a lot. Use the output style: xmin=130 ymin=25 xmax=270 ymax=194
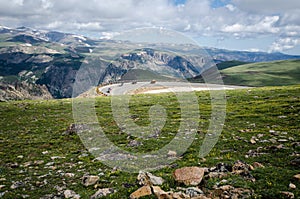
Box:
xmin=0 ymin=0 xmax=299 ymax=53
xmin=248 ymin=48 xmax=261 ymax=52
xmin=222 ymin=16 xmax=280 ymax=35
xmin=225 ymin=4 xmax=236 ymax=12
xmin=269 ymin=37 xmax=300 ymax=52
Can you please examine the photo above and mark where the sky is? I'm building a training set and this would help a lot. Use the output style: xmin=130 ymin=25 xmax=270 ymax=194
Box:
xmin=0 ymin=0 xmax=300 ymax=55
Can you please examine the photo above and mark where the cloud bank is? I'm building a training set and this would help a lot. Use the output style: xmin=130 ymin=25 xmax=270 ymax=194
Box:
xmin=0 ymin=0 xmax=299 ymax=53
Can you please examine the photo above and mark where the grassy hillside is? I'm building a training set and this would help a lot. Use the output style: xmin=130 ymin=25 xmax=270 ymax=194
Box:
xmin=216 ymin=60 xmax=249 ymax=70
xmin=0 ymin=85 xmax=299 ymax=198
xmin=120 ymin=69 xmax=175 ymax=81
xmin=221 ymin=59 xmax=300 ymax=86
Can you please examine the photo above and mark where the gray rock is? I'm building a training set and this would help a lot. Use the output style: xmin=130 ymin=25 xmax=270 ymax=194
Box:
xmin=278 ymin=139 xmax=288 ymax=142
xmin=280 ymin=191 xmax=295 ymax=199
xmin=91 ymin=188 xmax=115 ymax=199
xmin=0 ymin=191 xmax=7 ymax=197
xmin=128 ymin=140 xmax=142 ymax=147
xmin=82 ymin=175 xmax=99 ymax=186
xmin=64 ymin=190 xmax=80 ymax=199
xmin=10 ymin=181 xmax=24 ymax=189
xmin=185 ymin=187 xmax=204 ymax=197
xmin=167 ymin=150 xmax=177 ymax=158
xmin=65 ymin=173 xmax=75 ymax=178
xmin=137 ymin=171 xmax=164 ymax=186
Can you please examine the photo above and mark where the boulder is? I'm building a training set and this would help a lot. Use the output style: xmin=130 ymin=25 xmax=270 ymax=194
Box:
xmin=137 ymin=171 xmax=164 ymax=186
xmin=130 ymin=186 xmax=152 ymax=199
xmin=173 ymin=167 xmax=205 ymax=186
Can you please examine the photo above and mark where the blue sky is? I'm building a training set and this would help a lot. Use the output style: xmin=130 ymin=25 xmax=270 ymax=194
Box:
xmin=0 ymin=0 xmax=299 ymax=55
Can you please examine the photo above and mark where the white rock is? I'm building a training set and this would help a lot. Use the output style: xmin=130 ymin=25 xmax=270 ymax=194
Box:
xmin=289 ymin=183 xmax=296 ymax=189
xmin=137 ymin=171 xmax=164 ymax=186
xmin=64 ymin=189 xmax=80 ymax=199
xmin=82 ymin=175 xmax=99 ymax=186
xmin=91 ymin=188 xmax=115 ymax=199
xmin=65 ymin=173 xmax=75 ymax=178
xmin=167 ymin=150 xmax=177 ymax=158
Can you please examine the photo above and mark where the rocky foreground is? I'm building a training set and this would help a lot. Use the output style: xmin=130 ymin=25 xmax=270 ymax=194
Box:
xmin=3 ymin=158 xmax=299 ymax=199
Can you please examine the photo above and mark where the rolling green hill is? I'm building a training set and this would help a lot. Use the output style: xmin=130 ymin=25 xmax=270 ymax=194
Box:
xmin=221 ymin=59 xmax=300 ymax=86
xmin=216 ymin=60 xmax=249 ymax=70
xmin=120 ymin=69 xmax=176 ymax=81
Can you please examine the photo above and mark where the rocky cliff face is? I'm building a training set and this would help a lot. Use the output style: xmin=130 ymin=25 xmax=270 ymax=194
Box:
xmin=0 ymin=81 xmax=52 ymax=101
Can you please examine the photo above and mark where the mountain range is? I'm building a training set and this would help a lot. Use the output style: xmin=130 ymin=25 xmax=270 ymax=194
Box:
xmin=0 ymin=25 xmax=299 ymax=101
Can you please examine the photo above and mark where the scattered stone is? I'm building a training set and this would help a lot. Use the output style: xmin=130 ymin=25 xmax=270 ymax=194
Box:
xmin=152 ymin=186 xmax=168 ymax=198
xmin=137 ymin=171 xmax=164 ymax=186
xmin=23 ymin=161 xmax=33 ymax=167
xmin=280 ymin=191 xmax=295 ymax=199
xmin=42 ymin=151 xmax=49 ymax=155
xmin=232 ymin=160 xmax=251 ymax=172
xmin=167 ymin=150 xmax=177 ymax=158
xmin=269 ymin=138 xmax=277 ymax=144
xmin=130 ymin=186 xmax=152 ymax=199
xmin=54 ymin=185 xmax=66 ymax=192
xmin=293 ymin=174 xmax=300 ymax=181
xmin=170 ymin=191 xmax=187 ymax=198
xmin=289 ymin=183 xmax=296 ymax=189
xmin=185 ymin=187 xmax=204 ymax=197
xmin=257 ymin=134 xmax=264 ymax=138
xmin=252 ymin=162 xmax=265 ymax=169
xmin=65 ymin=173 xmax=75 ymax=178
xmin=211 ymin=163 xmax=232 ymax=173
xmin=208 ymin=186 xmax=253 ymax=199
xmin=82 ymin=175 xmax=99 ymax=186
xmin=0 ymin=185 xmax=5 ymax=189
xmin=51 ymin=156 xmax=65 ymax=160
xmin=33 ymin=160 xmax=45 ymax=165
xmin=219 ymin=185 xmax=234 ymax=191
xmin=64 ymin=123 xmax=78 ymax=135
xmin=45 ymin=162 xmax=55 ymax=166
xmin=208 ymin=172 xmax=228 ymax=179
xmin=0 ymin=192 xmax=6 ymax=197
xmin=128 ymin=140 xmax=142 ymax=147
xmin=192 ymin=196 xmax=211 ymax=199
xmin=291 ymin=142 xmax=300 ymax=148
xmin=40 ymin=194 xmax=59 ymax=199
xmin=17 ymin=155 xmax=24 ymax=159
xmin=10 ymin=181 xmax=24 ymax=189
xmin=232 ymin=160 xmax=255 ymax=181
xmin=278 ymin=115 xmax=287 ymax=118
xmin=6 ymin=162 xmax=19 ymax=168
xmin=250 ymin=138 xmax=256 ymax=144
xmin=278 ymin=139 xmax=288 ymax=142
xmin=173 ymin=167 xmax=205 ymax=186
xmin=64 ymin=190 xmax=80 ymax=199
xmin=91 ymin=188 xmax=115 ymax=199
